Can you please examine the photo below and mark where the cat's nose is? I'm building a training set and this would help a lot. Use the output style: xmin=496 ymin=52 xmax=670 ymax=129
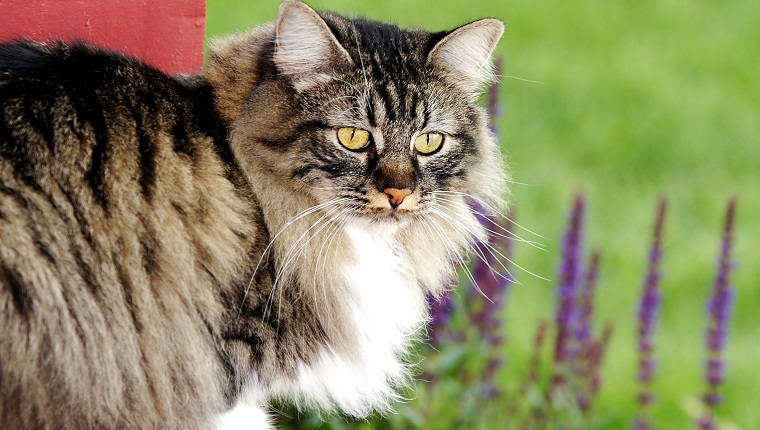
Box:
xmin=383 ymin=187 xmax=412 ymax=208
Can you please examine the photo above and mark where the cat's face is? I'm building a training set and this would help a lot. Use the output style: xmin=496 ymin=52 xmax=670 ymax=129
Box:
xmin=228 ymin=1 xmax=505 ymax=228
xmin=291 ymin=58 xmax=484 ymax=223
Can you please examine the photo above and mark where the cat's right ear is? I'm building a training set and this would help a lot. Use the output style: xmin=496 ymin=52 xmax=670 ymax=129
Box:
xmin=274 ymin=0 xmax=353 ymax=91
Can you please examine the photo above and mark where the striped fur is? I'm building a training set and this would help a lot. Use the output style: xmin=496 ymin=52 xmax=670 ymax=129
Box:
xmin=0 ymin=1 xmax=505 ymax=428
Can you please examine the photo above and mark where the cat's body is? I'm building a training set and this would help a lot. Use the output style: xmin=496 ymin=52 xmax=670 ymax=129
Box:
xmin=0 ymin=1 xmax=505 ymax=428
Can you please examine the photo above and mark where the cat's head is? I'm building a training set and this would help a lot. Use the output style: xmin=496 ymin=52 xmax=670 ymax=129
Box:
xmin=211 ymin=0 xmax=506 ymax=230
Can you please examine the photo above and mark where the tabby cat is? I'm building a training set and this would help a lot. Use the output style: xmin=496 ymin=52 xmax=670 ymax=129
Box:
xmin=0 ymin=1 xmax=506 ymax=428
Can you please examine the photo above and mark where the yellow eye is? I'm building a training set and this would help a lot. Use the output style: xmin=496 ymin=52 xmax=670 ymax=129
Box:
xmin=414 ymin=132 xmax=444 ymax=154
xmin=337 ymin=127 xmax=371 ymax=151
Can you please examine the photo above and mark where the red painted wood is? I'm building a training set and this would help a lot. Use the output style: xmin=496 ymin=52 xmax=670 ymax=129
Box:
xmin=0 ymin=0 xmax=206 ymax=75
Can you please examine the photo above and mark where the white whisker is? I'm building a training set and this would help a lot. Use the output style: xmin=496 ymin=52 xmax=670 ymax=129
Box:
xmin=314 ymin=186 xmax=355 ymax=191
xmin=495 ymin=73 xmax=545 ymax=85
xmin=420 ymin=213 xmax=491 ymax=303
xmin=238 ymin=197 xmax=350 ymax=317
xmin=433 ymin=190 xmax=546 ymax=239
xmin=434 ymin=203 xmax=520 ymax=283
xmin=428 ymin=206 xmax=517 ymax=286
xmin=311 ymin=208 xmax=353 ymax=322
xmin=432 ymin=194 xmax=546 ymax=251
xmin=473 ymin=171 xmax=535 ymax=187
xmin=433 ymin=201 xmax=550 ymax=283
xmin=267 ymin=204 xmax=346 ymax=322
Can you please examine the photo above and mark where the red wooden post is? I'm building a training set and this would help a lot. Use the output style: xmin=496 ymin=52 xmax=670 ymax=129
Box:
xmin=0 ymin=0 xmax=206 ymax=75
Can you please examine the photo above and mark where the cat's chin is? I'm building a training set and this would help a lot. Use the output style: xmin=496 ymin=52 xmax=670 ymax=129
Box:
xmin=347 ymin=211 xmax=414 ymax=234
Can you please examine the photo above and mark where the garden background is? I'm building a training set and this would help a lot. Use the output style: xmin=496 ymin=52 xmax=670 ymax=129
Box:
xmin=206 ymin=1 xmax=758 ymax=428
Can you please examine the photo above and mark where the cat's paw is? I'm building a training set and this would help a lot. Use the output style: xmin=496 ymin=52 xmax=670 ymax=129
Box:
xmin=214 ymin=403 xmax=271 ymax=430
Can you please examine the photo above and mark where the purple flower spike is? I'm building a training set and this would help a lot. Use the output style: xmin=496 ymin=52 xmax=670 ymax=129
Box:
xmin=427 ymin=290 xmax=455 ymax=349
xmin=699 ymin=198 xmax=737 ymax=429
xmin=573 ymin=249 xmax=604 ymax=413
xmin=697 ymin=416 xmax=716 ymax=430
xmin=586 ymin=322 xmax=613 ymax=412
xmin=466 ymin=203 xmax=516 ymax=399
xmin=527 ymin=319 xmax=550 ymax=388
xmin=633 ymin=418 xmax=651 ymax=430
xmin=552 ymin=193 xmax=585 ymax=391
xmin=634 ymin=198 xmax=667 ymax=429
xmin=577 ymin=250 xmax=601 ymax=348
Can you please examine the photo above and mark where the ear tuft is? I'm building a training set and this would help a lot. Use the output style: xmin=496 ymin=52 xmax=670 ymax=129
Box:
xmin=427 ymin=19 xmax=504 ymax=95
xmin=274 ymin=0 xmax=353 ymax=91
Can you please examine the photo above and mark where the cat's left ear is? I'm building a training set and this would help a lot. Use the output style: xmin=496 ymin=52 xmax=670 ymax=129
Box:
xmin=427 ymin=18 xmax=504 ymax=95
xmin=274 ymin=0 xmax=353 ymax=91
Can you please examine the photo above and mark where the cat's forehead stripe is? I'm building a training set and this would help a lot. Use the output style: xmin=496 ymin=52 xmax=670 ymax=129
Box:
xmin=318 ymin=13 xmax=441 ymax=130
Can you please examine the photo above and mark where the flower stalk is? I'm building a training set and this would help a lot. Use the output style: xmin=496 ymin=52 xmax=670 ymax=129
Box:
xmin=634 ymin=198 xmax=667 ymax=430
xmin=698 ymin=198 xmax=737 ymax=430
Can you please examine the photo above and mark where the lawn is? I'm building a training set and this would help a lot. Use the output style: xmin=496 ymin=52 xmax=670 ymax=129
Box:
xmin=206 ymin=1 xmax=759 ymax=428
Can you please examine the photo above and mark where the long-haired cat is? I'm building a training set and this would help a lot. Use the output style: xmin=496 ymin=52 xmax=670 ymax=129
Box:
xmin=0 ymin=1 xmax=506 ymax=428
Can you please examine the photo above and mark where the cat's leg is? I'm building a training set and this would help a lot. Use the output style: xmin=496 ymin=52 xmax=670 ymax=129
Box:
xmin=214 ymin=403 xmax=271 ymax=430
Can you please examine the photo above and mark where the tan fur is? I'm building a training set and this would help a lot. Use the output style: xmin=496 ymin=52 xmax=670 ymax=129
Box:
xmin=206 ymin=24 xmax=274 ymax=122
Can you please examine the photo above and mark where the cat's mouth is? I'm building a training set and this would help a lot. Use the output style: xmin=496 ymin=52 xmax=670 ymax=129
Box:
xmin=346 ymin=207 xmax=418 ymax=233
xmin=362 ymin=196 xmax=422 ymax=222
xmin=329 ymin=189 xmax=422 ymax=222
xmin=343 ymin=204 xmax=419 ymax=225
xmin=368 ymin=207 xmax=416 ymax=220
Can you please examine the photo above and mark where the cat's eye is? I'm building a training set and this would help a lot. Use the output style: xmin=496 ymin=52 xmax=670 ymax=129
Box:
xmin=337 ymin=127 xmax=371 ymax=151
xmin=413 ymin=132 xmax=444 ymax=155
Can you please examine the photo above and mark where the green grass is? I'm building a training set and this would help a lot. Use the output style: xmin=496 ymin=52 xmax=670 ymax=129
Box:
xmin=206 ymin=1 xmax=759 ymax=428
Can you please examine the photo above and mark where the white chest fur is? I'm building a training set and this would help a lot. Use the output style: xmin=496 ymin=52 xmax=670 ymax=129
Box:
xmin=285 ymin=224 xmax=426 ymax=416
xmin=217 ymin=224 xmax=427 ymax=429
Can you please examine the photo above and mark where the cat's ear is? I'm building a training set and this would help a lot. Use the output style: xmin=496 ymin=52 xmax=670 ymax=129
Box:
xmin=274 ymin=0 xmax=353 ymax=91
xmin=427 ymin=18 xmax=504 ymax=95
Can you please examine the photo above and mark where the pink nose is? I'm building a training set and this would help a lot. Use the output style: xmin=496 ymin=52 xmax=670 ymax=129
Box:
xmin=383 ymin=187 xmax=412 ymax=208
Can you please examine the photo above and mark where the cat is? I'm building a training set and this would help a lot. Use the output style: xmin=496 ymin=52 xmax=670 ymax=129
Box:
xmin=0 ymin=1 xmax=506 ymax=428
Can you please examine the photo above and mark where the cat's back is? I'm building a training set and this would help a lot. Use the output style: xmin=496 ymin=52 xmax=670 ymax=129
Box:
xmin=0 ymin=40 xmax=184 ymax=96
xmin=0 ymin=40 xmax=213 ymax=171
xmin=0 ymin=41 xmax=256 ymax=429
xmin=0 ymin=40 xmax=234 ymax=271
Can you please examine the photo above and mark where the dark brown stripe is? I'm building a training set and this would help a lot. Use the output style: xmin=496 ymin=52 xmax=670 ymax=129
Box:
xmin=138 ymin=215 xmax=159 ymax=276
xmin=73 ymin=247 xmax=100 ymax=300
xmin=32 ymin=233 xmax=56 ymax=264
xmin=61 ymin=188 xmax=95 ymax=246
xmin=71 ymin=88 xmax=111 ymax=209
xmin=134 ymin=112 xmax=157 ymax=203
xmin=1 ymin=264 xmax=32 ymax=315
xmin=116 ymin=262 xmax=143 ymax=334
